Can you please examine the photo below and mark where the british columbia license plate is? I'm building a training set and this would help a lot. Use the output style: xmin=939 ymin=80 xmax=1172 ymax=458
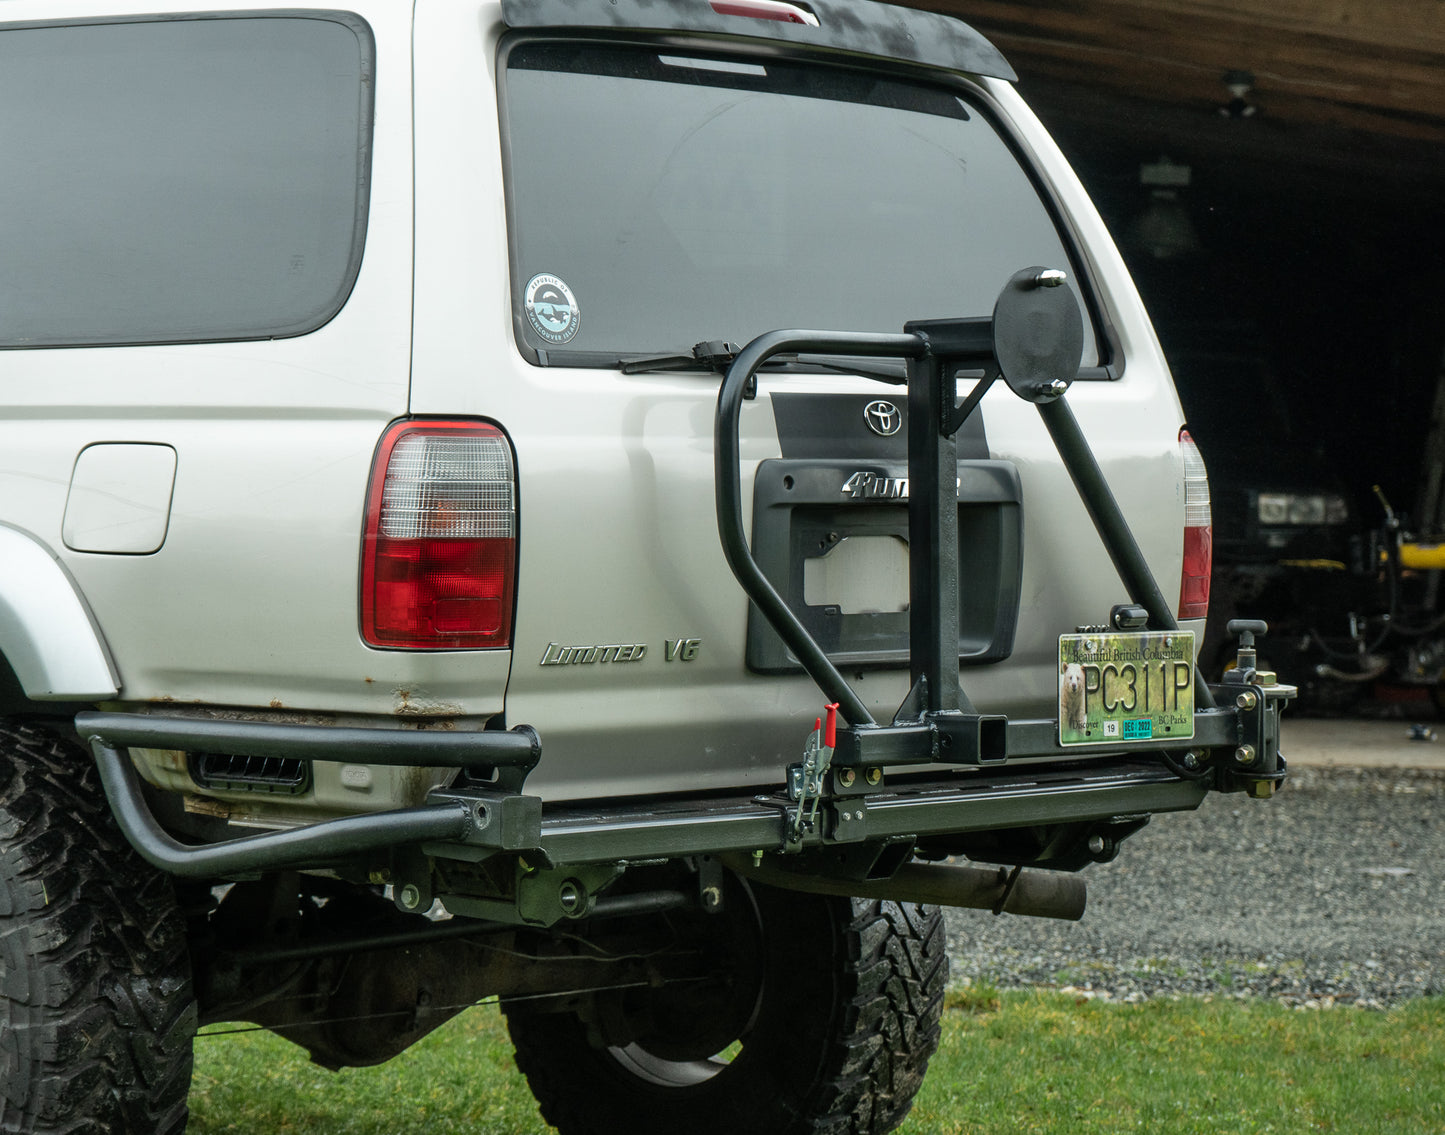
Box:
xmin=1058 ymin=630 xmax=1195 ymax=747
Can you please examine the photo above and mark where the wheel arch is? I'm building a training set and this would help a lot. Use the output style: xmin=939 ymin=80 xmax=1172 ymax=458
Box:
xmin=0 ymin=523 xmax=119 ymax=703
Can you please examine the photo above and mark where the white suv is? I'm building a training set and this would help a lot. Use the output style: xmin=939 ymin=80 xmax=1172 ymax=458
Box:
xmin=0 ymin=2 xmax=1290 ymax=1132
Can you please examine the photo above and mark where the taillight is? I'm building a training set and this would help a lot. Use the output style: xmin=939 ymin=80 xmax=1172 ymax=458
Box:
xmin=710 ymin=1 xmax=820 ymax=25
xmin=360 ymin=420 xmax=517 ymax=650
xmin=1178 ymin=428 xmax=1212 ymax=622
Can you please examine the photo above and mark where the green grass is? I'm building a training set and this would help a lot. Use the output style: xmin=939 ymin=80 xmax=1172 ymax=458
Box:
xmin=910 ymin=993 xmax=1445 ymax=1134
xmin=188 ymin=994 xmax=1445 ymax=1134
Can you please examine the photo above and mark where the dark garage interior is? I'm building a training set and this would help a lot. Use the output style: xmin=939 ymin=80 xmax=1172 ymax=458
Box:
xmin=936 ymin=0 xmax=1445 ymax=707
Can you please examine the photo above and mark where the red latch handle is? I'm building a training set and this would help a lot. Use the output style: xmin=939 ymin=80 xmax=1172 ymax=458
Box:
xmin=824 ymin=702 xmax=838 ymax=749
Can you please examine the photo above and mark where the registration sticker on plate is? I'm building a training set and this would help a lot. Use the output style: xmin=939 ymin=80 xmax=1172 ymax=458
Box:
xmin=1058 ymin=630 xmax=1195 ymax=747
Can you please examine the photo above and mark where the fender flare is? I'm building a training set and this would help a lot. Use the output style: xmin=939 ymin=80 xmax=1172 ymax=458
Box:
xmin=0 ymin=525 xmax=119 ymax=700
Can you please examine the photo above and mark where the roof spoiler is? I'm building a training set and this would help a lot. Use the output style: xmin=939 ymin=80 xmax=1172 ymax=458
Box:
xmin=500 ymin=0 xmax=1017 ymax=82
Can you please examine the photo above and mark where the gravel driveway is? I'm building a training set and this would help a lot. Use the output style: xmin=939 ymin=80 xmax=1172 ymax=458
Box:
xmin=946 ymin=765 xmax=1445 ymax=1007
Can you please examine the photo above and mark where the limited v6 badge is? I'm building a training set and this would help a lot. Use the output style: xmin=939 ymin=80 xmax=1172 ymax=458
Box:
xmin=539 ymin=638 xmax=702 ymax=666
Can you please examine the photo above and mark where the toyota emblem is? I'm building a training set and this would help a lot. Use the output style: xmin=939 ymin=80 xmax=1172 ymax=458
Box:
xmin=863 ymin=400 xmax=902 ymax=437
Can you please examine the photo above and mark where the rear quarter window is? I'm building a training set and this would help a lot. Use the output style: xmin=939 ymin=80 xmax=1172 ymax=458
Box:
xmin=0 ymin=13 xmax=373 ymax=348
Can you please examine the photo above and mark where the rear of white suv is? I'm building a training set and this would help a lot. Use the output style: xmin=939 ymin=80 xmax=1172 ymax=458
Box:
xmin=0 ymin=4 xmax=1283 ymax=1134
xmin=411 ymin=3 xmax=1210 ymax=800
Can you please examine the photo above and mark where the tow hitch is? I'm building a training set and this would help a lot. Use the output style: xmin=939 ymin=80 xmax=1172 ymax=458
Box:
xmin=1215 ymin=619 xmax=1297 ymax=798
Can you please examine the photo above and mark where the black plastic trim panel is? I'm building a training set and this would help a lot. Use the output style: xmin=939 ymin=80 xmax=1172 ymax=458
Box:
xmin=746 ymin=458 xmax=1023 ymax=672
xmin=770 ymin=391 xmax=988 ymax=460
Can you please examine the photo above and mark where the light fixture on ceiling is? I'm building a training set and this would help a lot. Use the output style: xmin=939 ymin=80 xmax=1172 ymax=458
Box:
xmin=1128 ymin=157 xmax=1201 ymax=260
xmin=1219 ymin=69 xmax=1259 ymax=119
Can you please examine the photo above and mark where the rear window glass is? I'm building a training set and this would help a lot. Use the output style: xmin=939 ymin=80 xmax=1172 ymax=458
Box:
xmin=502 ymin=41 xmax=1098 ymax=366
xmin=0 ymin=14 xmax=372 ymax=348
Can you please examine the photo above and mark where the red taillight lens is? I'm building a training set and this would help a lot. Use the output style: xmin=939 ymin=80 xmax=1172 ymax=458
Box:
xmin=361 ymin=420 xmax=517 ymax=650
xmin=710 ymin=1 xmax=820 ymax=25
xmin=1178 ymin=428 xmax=1212 ymax=622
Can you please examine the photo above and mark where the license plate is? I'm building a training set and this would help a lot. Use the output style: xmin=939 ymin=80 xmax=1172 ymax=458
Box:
xmin=1058 ymin=630 xmax=1195 ymax=746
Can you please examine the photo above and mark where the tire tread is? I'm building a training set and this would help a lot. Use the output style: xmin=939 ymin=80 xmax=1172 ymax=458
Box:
xmin=0 ymin=722 xmax=196 ymax=1135
xmin=507 ymin=885 xmax=946 ymax=1135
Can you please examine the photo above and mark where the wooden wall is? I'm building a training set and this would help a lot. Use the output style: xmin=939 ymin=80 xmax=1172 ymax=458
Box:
xmin=932 ymin=0 xmax=1445 ymax=142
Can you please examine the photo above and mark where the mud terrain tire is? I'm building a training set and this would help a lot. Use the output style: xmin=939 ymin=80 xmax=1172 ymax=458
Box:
xmin=505 ymin=883 xmax=946 ymax=1135
xmin=0 ymin=721 xmax=196 ymax=1134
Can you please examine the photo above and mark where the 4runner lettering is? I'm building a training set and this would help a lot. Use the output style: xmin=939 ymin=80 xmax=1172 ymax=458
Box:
xmin=842 ymin=470 xmax=910 ymax=499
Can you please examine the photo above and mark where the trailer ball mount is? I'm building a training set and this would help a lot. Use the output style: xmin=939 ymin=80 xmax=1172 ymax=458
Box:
xmin=1212 ymin=619 xmax=1297 ymax=798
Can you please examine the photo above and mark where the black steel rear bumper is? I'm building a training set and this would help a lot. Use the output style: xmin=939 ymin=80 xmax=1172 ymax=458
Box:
xmin=79 ymin=708 xmax=1211 ymax=879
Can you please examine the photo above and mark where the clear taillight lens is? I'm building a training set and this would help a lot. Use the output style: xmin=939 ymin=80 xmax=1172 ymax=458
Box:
xmin=1178 ymin=428 xmax=1212 ymax=622
xmin=361 ymin=420 xmax=517 ymax=650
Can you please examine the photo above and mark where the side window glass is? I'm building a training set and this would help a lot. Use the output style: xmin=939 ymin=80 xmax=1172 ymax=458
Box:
xmin=0 ymin=14 xmax=372 ymax=348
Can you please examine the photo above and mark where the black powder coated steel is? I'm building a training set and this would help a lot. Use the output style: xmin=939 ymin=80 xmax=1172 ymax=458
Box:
xmin=78 ymin=710 xmax=542 ymax=789
xmin=1038 ymin=398 xmax=1218 ymax=710
xmin=714 ymin=328 xmax=924 ymax=728
xmin=91 ymin=737 xmax=480 ymax=878
xmin=713 ymin=272 xmax=1218 ymax=764
xmin=79 ymin=712 xmax=546 ymax=877
xmin=991 ymin=268 xmax=1088 ymax=403
xmin=901 ymin=319 xmax=993 ymax=718
xmin=82 ymin=710 xmax=1224 ymax=877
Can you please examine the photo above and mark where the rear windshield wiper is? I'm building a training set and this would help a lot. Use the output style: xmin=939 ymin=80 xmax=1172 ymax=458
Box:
xmin=620 ymin=340 xmax=741 ymax=374
xmin=620 ymin=340 xmax=908 ymax=384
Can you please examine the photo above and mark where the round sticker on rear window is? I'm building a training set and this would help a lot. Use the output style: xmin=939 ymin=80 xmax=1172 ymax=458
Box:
xmin=524 ymin=274 xmax=580 ymax=345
